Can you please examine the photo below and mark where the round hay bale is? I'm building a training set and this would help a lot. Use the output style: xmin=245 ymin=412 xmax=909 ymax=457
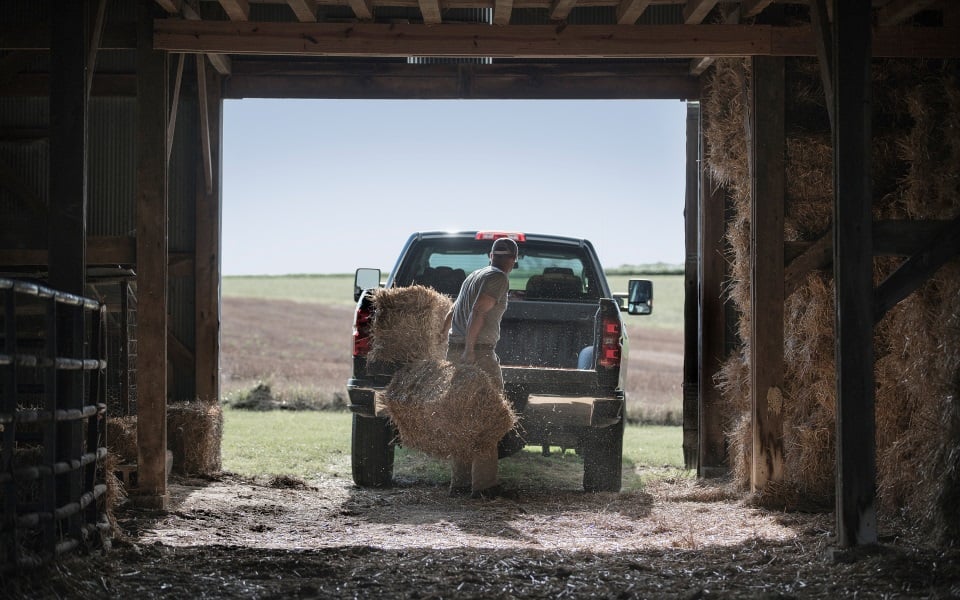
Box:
xmin=167 ymin=401 xmax=223 ymax=476
xmin=380 ymin=359 xmax=517 ymax=461
xmin=368 ymin=286 xmax=453 ymax=366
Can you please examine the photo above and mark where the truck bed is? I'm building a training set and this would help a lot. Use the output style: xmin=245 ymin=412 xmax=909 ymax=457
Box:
xmin=497 ymin=300 xmax=597 ymax=369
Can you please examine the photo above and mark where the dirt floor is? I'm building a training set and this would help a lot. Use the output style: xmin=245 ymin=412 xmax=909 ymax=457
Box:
xmin=6 ymin=460 xmax=959 ymax=599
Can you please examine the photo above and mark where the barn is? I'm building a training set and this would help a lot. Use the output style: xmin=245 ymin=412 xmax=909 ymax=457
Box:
xmin=1 ymin=0 xmax=958 ymax=596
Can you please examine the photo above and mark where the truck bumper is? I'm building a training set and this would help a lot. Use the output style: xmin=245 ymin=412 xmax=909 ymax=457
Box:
xmin=347 ymin=379 xmax=380 ymax=417
xmin=523 ymin=395 xmax=623 ymax=429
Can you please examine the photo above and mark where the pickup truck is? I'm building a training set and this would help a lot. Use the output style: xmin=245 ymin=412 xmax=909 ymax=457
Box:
xmin=347 ymin=231 xmax=653 ymax=492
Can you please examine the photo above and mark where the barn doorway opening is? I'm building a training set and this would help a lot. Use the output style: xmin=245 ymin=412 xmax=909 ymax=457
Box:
xmin=217 ymin=98 xmax=689 ymax=478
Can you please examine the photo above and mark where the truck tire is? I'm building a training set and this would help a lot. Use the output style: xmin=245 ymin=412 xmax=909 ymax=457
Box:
xmin=351 ymin=414 xmax=395 ymax=487
xmin=582 ymin=419 xmax=624 ymax=492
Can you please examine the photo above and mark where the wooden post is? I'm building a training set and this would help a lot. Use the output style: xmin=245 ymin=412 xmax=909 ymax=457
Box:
xmin=682 ymin=101 xmax=700 ymax=470
xmin=49 ymin=0 xmax=89 ymax=545
xmin=698 ymin=161 xmax=728 ymax=478
xmin=749 ymin=54 xmax=786 ymax=492
xmin=195 ymin=57 xmax=222 ymax=406
xmin=832 ymin=0 xmax=878 ymax=547
xmin=134 ymin=2 xmax=170 ymax=509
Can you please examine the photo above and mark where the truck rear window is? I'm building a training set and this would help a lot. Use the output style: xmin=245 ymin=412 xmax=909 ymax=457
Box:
xmin=395 ymin=241 xmax=603 ymax=302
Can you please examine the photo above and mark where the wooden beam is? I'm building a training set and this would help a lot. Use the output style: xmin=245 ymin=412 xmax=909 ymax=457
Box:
xmin=784 ymin=227 xmax=832 ymax=298
xmin=167 ymin=53 xmax=185 ymax=166
xmin=689 ymin=5 xmax=739 ymax=75
xmin=749 ymin=54 xmax=786 ymax=493
xmin=494 ymin=0 xmax=514 ymax=26
xmin=167 ymin=329 xmax=194 ymax=369
xmin=224 ymin=61 xmax=701 ymax=100
xmin=683 ymin=0 xmax=718 ymax=24
xmin=152 ymin=21 xmax=960 ymax=59
xmin=218 ymin=0 xmax=250 ymax=21
xmin=810 ymin=0 xmax=834 ymax=131
xmin=348 ymin=0 xmax=374 ymax=20
xmin=616 ymin=0 xmax=652 ymax=25
xmin=873 ymin=217 xmax=960 ymax=323
xmin=49 ymin=0 xmax=88 ymax=549
xmin=195 ymin=66 xmax=223 ymax=406
xmin=155 ymin=0 xmax=182 ymax=12
xmin=86 ymin=0 xmax=107 ymax=99
xmin=832 ymin=0 xmax=877 ymax=548
xmin=877 ymin=0 xmax=940 ymax=26
xmin=134 ymin=2 xmax=170 ymax=510
xmin=741 ymin=0 xmax=774 ymax=18
xmin=418 ymin=0 xmax=442 ymax=25
xmin=698 ymin=151 xmax=728 ymax=478
xmin=549 ymin=0 xmax=578 ymax=22
xmin=682 ymin=101 xmax=700 ymax=470
xmin=181 ymin=1 xmax=233 ymax=76
xmin=286 ymin=0 xmax=318 ymax=22
xmin=197 ymin=55 xmax=213 ymax=195
xmin=153 ymin=22 xmax=798 ymax=57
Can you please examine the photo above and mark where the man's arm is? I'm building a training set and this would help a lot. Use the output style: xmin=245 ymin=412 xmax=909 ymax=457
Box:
xmin=462 ymin=292 xmax=497 ymax=362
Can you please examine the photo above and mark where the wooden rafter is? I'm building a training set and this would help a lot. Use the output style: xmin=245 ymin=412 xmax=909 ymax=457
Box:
xmin=286 ymin=0 xmax=318 ymax=22
xmin=689 ymin=5 xmax=738 ymax=75
xmin=877 ymin=0 xmax=939 ymax=26
xmin=494 ymin=0 xmax=514 ymax=26
xmin=810 ymin=0 xmax=834 ymax=131
xmin=218 ymin=0 xmax=251 ymax=21
xmin=418 ymin=0 xmax=442 ymax=25
xmin=741 ymin=0 xmax=774 ymax=18
xmin=169 ymin=0 xmax=234 ymax=75
xmin=348 ymin=0 xmax=374 ymax=20
xmin=616 ymin=0 xmax=651 ymax=25
xmin=167 ymin=52 xmax=185 ymax=165
xmin=549 ymin=0 xmax=578 ymax=21
xmin=86 ymin=0 xmax=107 ymax=99
xmin=155 ymin=0 xmax=182 ymax=12
xmin=683 ymin=0 xmax=718 ymax=24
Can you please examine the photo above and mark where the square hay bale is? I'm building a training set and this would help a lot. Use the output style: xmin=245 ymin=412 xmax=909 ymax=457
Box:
xmin=106 ymin=415 xmax=138 ymax=465
xmin=381 ymin=359 xmax=516 ymax=461
xmin=167 ymin=401 xmax=223 ymax=476
xmin=368 ymin=285 xmax=453 ymax=366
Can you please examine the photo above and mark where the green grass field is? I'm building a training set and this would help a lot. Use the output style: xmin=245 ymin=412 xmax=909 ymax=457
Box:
xmin=223 ymin=273 xmax=684 ymax=331
xmin=221 ymin=408 xmax=687 ymax=487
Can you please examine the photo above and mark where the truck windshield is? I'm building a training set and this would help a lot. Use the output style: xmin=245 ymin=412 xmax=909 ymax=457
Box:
xmin=396 ymin=240 xmax=603 ymax=302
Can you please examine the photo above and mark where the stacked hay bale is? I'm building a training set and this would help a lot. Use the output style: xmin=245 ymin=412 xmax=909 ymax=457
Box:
xmin=703 ymin=56 xmax=960 ymax=536
xmin=368 ymin=285 xmax=454 ymax=365
xmin=369 ymin=286 xmax=517 ymax=459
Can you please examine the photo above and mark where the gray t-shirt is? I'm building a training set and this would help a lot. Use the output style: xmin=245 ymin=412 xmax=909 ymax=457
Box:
xmin=448 ymin=265 xmax=510 ymax=346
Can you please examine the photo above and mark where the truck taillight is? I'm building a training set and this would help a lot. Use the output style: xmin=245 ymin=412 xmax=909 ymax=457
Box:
xmin=598 ymin=316 xmax=621 ymax=369
xmin=353 ymin=304 xmax=373 ymax=357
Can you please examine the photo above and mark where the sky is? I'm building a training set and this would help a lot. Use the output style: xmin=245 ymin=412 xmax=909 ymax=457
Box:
xmin=221 ymin=99 xmax=689 ymax=275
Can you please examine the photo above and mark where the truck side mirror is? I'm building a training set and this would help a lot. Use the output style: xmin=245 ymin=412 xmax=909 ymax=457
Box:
xmin=627 ymin=279 xmax=653 ymax=315
xmin=354 ymin=268 xmax=382 ymax=301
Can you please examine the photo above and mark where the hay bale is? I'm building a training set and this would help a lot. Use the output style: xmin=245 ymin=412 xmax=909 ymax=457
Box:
xmin=106 ymin=416 xmax=138 ymax=464
xmin=381 ymin=360 xmax=516 ymax=461
xmin=368 ymin=286 xmax=452 ymax=365
xmin=103 ymin=452 xmax=126 ymax=536
xmin=167 ymin=401 xmax=223 ymax=476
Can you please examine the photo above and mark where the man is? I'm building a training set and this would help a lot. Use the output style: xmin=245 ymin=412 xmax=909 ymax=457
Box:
xmin=443 ymin=236 xmax=518 ymax=499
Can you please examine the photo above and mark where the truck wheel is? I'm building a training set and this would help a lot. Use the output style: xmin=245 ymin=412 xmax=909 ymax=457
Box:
xmin=351 ymin=414 xmax=395 ymax=487
xmin=582 ymin=419 xmax=624 ymax=492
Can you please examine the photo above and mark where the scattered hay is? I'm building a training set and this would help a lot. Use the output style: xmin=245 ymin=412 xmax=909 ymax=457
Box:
xmin=228 ymin=381 xmax=275 ymax=411
xmin=381 ymin=360 xmax=516 ymax=461
xmin=106 ymin=416 xmax=138 ymax=464
xmin=167 ymin=401 xmax=223 ymax=476
xmin=103 ymin=452 xmax=126 ymax=536
xmin=368 ymin=286 xmax=452 ymax=366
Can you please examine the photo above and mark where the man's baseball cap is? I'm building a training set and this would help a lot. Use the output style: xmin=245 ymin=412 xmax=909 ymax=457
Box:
xmin=490 ymin=237 xmax=519 ymax=257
